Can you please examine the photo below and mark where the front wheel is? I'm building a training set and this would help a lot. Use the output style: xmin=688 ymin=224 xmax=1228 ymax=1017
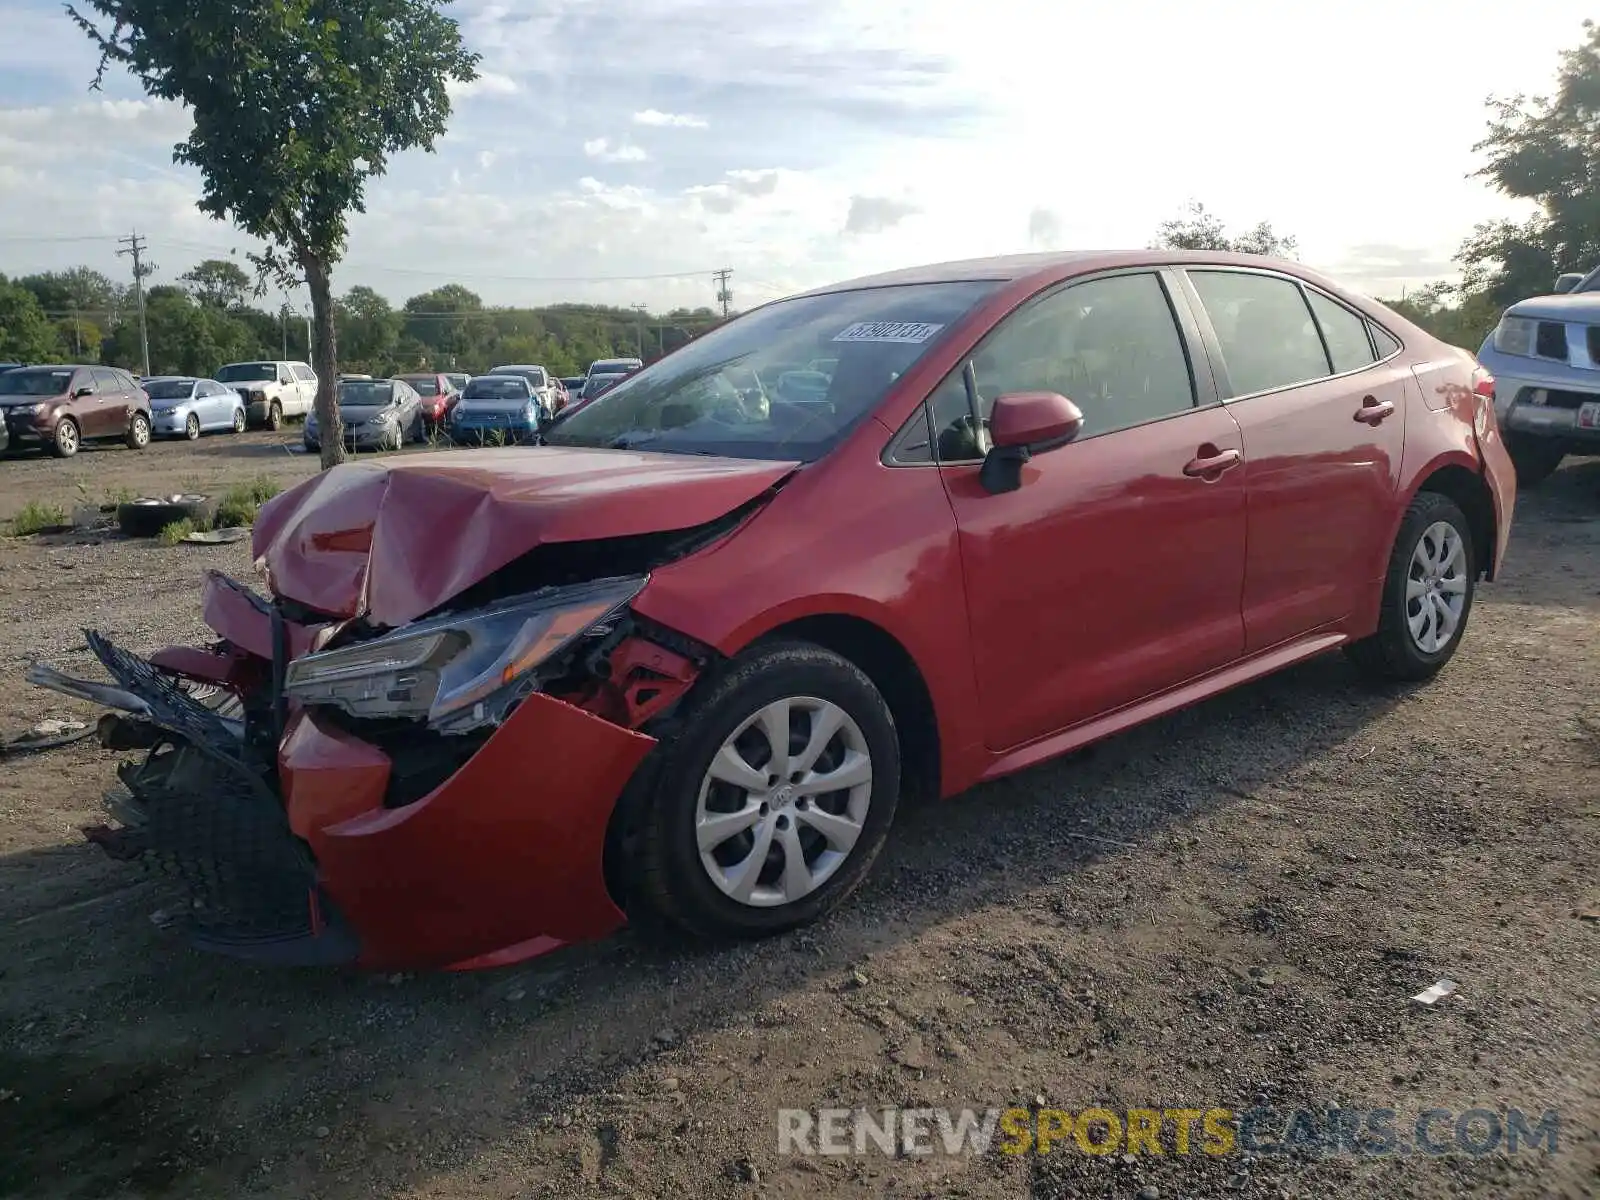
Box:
xmin=184 ymin=413 xmax=201 ymax=441
xmin=628 ymin=640 xmax=900 ymax=941
xmin=1505 ymin=434 xmax=1563 ymax=488
xmin=1346 ymin=491 xmax=1476 ymax=682
xmin=265 ymin=401 xmax=283 ymax=432
xmin=231 ymin=408 xmax=246 ymax=434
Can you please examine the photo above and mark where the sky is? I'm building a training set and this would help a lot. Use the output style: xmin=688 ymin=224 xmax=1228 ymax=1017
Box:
xmin=0 ymin=0 xmax=1592 ymax=315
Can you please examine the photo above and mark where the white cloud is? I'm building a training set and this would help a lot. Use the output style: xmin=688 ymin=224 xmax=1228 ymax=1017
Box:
xmin=844 ymin=195 xmax=919 ymax=236
xmin=633 ymin=109 xmax=709 ymax=129
xmin=1027 ymin=208 xmax=1063 ymax=248
xmin=476 ymin=150 xmax=496 ymax=170
xmin=446 ymin=71 xmax=519 ymax=99
xmin=583 ymin=137 xmax=649 ymax=164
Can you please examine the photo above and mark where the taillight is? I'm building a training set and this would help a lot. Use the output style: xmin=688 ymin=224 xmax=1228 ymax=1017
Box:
xmin=1471 ymin=365 xmax=1495 ymax=400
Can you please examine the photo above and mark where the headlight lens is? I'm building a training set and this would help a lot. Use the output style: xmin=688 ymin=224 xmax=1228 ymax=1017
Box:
xmin=284 ymin=575 xmax=647 ymax=732
xmin=8 ymin=402 xmax=43 ymax=414
xmin=1492 ymin=316 xmax=1535 ymax=357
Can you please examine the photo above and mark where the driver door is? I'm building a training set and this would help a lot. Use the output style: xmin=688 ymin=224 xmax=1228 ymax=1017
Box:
xmin=928 ymin=269 xmax=1249 ymax=752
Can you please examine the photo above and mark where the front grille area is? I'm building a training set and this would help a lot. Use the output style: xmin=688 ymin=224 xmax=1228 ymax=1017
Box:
xmin=1535 ymin=321 xmax=1569 ymax=360
xmin=1531 ymin=389 xmax=1595 ymax=411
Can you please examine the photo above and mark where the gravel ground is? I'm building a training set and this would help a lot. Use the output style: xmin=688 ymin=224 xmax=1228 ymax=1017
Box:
xmin=0 ymin=456 xmax=1595 ymax=1200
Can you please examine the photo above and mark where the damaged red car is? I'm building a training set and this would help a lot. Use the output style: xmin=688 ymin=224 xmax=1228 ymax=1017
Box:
xmin=28 ymin=251 xmax=1515 ymax=971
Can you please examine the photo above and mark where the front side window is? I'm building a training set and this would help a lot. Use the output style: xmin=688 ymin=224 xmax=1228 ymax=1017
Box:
xmin=1188 ymin=270 xmax=1331 ymax=397
xmin=921 ymin=272 xmax=1196 ymax=462
xmin=1306 ymin=291 xmax=1376 ymax=374
xmin=545 ymin=280 xmax=1000 ymax=461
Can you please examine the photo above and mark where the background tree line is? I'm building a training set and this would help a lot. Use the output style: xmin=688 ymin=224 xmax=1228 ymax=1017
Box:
xmin=0 ymin=257 xmax=723 ymax=377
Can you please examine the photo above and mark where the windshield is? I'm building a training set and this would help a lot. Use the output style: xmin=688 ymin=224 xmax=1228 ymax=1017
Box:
xmin=337 ymin=381 xmax=394 ymax=407
xmin=0 ymin=368 xmax=74 ymax=396
xmin=545 ymin=281 xmax=998 ymax=460
xmin=403 ymin=377 xmax=440 ymax=396
xmin=586 ymin=373 xmax=626 ymax=396
xmin=216 ymin=362 xmax=275 ymax=383
xmin=492 ymin=366 xmax=546 ymax=387
xmin=463 ymin=377 xmax=531 ymax=400
xmin=588 ymin=359 xmax=639 ymax=376
xmin=143 ymin=379 xmax=195 ymax=400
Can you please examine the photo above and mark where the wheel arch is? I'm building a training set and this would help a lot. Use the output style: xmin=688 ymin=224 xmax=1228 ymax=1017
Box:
xmin=1411 ymin=459 xmax=1498 ymax=582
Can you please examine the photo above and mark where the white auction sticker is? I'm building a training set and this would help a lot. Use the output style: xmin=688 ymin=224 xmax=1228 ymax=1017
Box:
xmin=832 ymin=321 xmax=945 ymax=344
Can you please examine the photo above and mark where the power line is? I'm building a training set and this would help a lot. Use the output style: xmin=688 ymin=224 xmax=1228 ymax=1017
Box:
xmin=116 ymin=231 xmax=153 ymax=378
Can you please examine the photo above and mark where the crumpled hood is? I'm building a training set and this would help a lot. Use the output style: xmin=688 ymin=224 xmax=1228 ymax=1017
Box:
xmin=1504 ymin=292 xmax=1600 ymax=322
xmin=251 ymin=447 xmax=797 ymax=627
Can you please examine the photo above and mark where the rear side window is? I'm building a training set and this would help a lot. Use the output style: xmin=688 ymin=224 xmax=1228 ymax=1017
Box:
xmin=91 ymin=367 xmax=121 ymax=391
xmin=924 ymin=271 xmax=1197 ymax=461
xmin=293 ymin=364 xmax=316 ymax=382
xmin=1189 ymin=270 xmax=1331 ymax=396
xmin=1306 ymin=291 xmax=1376 ymax=374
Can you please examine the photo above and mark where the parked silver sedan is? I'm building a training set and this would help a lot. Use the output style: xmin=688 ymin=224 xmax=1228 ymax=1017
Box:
xmin=143 ymin=376 xmax=247 ymax=439
xmin=303 ymin=377 xmax=427 ymax=453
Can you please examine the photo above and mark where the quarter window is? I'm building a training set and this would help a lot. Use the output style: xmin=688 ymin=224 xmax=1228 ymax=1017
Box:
xmin=924 ymin=272 xmax=1196 ymax=462
xmin=1370 ymin=323 xmax=1401 ymax=358
xmin=293 ymin=364 xmax=316 ymax=382
xmin=1188 ymin=270 xmax=1331 ymax=396
xmin=1306 ymin=291 xmax=1376 ymax=374
xmin=91 ymin=367 xmax=120 ymax=392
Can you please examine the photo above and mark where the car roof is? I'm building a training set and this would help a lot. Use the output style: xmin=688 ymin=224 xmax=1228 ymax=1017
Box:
xmin=788 ymin=249 xmax=1320 ymax=298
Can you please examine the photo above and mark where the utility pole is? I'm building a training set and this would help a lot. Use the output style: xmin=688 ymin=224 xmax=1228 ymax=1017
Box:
xmin=631 ymin=303 xmax=647 ymax=359
xmin=713 ymin=268 xmax=733 ymax=319
xmin=280 ymin=303 xmax=289 ymax=359
xmin=303 ymin=308 xmax=313 ymax=360
xmin=116 ymin=231 xmax=153 ymax=376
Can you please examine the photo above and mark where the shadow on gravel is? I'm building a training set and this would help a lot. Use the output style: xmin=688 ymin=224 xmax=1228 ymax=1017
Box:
xmin=0 ymin=646 xmax=1420 ymax=1199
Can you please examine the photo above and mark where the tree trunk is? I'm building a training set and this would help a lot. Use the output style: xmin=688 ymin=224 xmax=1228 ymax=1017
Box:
xmin=302 ymin=251 xmax=346 ymax=468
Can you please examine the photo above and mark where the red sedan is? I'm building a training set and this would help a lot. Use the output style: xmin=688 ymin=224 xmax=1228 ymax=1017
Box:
xmin=393 ymin=373 xmax=458 ymax=426
xmin=29 ymin=250 xmax=1514 ymax=971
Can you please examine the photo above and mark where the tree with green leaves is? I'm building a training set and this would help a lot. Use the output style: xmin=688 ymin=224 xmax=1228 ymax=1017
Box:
xmin=1458 ymin=21 xmax=1600 ymax=307
xmin=0 ymin=276 xmax=62 ymax=362
xmin=1152 ymin=201 xmax=1299 ymax=257
xmin=336 ymin=285 xmax=402 ymax=370
xmin=69 ymin=0 xmax=479 ymax=467
xmin=182 ymin=258 xmax=252 ymax=310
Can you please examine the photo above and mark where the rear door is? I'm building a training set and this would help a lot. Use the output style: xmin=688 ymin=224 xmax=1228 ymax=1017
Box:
xmin=925 ymin=268 xmax=1249 ymax=750
xmin=1179 ymin=268 xmax=1406 ymax=650
xmin=88 ymin=367 xmax=127 ymax=436
xmin=292 ymin=363 xmax=318 ymax=413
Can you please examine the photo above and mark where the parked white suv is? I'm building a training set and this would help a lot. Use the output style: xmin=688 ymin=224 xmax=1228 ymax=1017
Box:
xmin=215 ymin=360 xmax=318 ymax=430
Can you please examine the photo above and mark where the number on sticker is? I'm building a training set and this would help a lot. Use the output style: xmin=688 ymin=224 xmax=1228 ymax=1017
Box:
xmin=832 ymin=321 xmax=945 ymax=344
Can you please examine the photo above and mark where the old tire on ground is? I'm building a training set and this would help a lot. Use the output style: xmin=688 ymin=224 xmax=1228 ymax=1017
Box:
xmin=627 ymin=639 xmax=900 ymax=942
xmin=117 ymin=494 xmax=220 ymax=539
xmin=126 ymin=412 xmax=151 ymax=450
xmin=1346 ymin=490 xmax=1477 ymax=683
xmin=49 ymin=418 xmax=80 ymax=458
xmin=1505 ymin=434 xmax=1563 ymax=488
xmin=266 ymin=401 xmax=283 ymax=431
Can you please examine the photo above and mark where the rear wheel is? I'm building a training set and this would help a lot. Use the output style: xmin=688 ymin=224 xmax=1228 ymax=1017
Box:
xmin=1346 ymin=491 xmax=1476 ymax=682
xmin=126 ymin=412 xmax=151 ymax=450
xmin=1505 ymin=433 xmax=1563 ymax=487
xmin=629 ymin=641 xmax=900 ymax=941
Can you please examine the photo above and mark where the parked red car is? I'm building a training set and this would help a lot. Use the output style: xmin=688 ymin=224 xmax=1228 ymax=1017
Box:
xmin=29 ymin=250 xmax=1514 ymax=971
xmin=393 ymin=373 xmax=459 ymax=427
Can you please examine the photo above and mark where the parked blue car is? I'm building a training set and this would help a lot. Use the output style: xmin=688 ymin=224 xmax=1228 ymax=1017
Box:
xmin=446 ymin=374 xmax=544 ymax=444
xmin=144 ymin=376 xmax=247 ymax=440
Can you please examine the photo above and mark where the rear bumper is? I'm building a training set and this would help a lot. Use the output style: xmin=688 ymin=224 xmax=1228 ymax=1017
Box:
xmin=24 ymin=574 xmax=656 ymax=971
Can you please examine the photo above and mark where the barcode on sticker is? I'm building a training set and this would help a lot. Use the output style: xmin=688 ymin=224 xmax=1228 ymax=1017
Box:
xmin=832 ymin=321 xmax=944 ymax=344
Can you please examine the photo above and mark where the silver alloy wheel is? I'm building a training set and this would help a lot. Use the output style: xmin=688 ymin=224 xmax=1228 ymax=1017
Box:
xmin=232 ymin=409 xmax=246 ymax=433
xmin=130 ymin=415 xmax=150 ymax=446
xmin=694 ymin=695 xmax=873 ymax=908
xmin=185 ymin=413 xmax=201 ymax=439
xmin=1406 ymin=520 xmax=1467 ymax=653
xmin=57 ymin=421 xmax=78 ymax=454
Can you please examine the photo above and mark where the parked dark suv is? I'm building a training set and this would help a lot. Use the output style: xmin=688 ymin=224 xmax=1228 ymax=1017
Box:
xmin=0 ymin=365 xmax=153 ymax=457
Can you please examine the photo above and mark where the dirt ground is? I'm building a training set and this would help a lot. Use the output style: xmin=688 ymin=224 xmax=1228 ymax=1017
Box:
xmin=0 ymin=447 xmax=1595 ymax=1200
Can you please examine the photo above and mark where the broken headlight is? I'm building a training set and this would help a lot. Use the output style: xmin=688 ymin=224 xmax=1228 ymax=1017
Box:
xmin=283 ymin=575 xmax=646 ymax=733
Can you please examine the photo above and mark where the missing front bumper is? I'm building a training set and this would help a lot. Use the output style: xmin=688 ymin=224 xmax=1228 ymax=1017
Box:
xmin=29 ymin=631 xmax=359 ymax=965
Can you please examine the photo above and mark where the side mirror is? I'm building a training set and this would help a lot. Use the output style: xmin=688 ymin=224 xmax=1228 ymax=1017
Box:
xmin=1553 ymin=272 xmax=1583 ymax=295
xmin=72 ymin=385 xmax=94 ymax=398
xmin=979 ymin=392 xmax=1084 ymax=495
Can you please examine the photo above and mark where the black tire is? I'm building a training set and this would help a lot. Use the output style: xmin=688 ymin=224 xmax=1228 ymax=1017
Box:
xmin=49 ymin=418 xmax=80 ymax=458
xmin=265 ymin=401 xmax=283 ymax=432
xmin=1505 ymin=434 xmax=1563 ymax=488
xmin=1346 ymin=491 xmax=1477 ymax=682
xmin=126 ymin=412 xmax=151 ymax=450
xmin=231 ymin=408 xmax=246 ymax=434
xmin=628 ymin=640 xmax=900 ymax=942
xmin=184 ymin=413 xmax=201 ymax=441
xmin=117 ymin=494 xmax=220 ymax=538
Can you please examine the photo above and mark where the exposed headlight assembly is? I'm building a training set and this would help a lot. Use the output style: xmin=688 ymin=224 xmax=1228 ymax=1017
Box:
xmin=283 ymin=575 xmax=647 ymax=732
xmin=1491 ymin=316 xmax=1535 ymax=357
